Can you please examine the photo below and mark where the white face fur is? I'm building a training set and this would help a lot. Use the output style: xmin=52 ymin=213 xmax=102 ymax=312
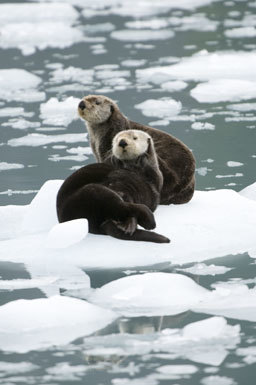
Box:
xmin=78 ymin=95 xmax=116 ymax=124
xmin=112 ymin=130 xmax=151 ymax=161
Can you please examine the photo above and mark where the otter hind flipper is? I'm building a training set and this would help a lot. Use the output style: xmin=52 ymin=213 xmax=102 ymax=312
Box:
xmin=101 ymin=220 xmax=170 ymax=243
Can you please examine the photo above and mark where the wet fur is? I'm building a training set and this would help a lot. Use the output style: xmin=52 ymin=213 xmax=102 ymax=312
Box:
xmin=79 ymin=95 xmax=196 ymax=205
xmin=57 ymin=136 xmax=170 ymax=243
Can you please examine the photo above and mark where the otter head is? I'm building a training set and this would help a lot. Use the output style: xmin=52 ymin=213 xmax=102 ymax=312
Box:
xmin=78 ymin=95 xmax=117 ymax=124
xmin=112 ymin=129 xmax=152 ymax=161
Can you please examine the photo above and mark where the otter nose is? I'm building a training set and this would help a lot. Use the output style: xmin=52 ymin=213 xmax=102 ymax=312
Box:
xmin=119 ymin=139 xmax=128 ymax=149
xmin=78 ymin=100 xmax=86 ymax=110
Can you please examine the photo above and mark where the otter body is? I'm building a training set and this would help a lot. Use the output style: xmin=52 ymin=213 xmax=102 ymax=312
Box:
xmin=57 ymin=130 xmax=169 ymax=243
xmin=78 ymin=95 xmax=196 ymax=205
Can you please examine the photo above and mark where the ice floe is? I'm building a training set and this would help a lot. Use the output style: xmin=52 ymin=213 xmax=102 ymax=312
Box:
xmin=191 ymin=79 xmax=256 ymax=103
xmin=0 ymin=162 xmax=24 ymax=171
xmin=191 ymin=122 xmax=215 ymax=130
xmin=227 ymin=102 xmax=256 ymax=111
xmin=40 ymin=97 xmax=80 ymax=126
xmin=46 ymin=219 xmax=88 ymax=249
xmin=225 ymin=27 xmax=256 ymax=38
xmin=0 ymin=181 xmax=256 ymax=270
xmin=111 ymin=29 xmax=174 ymax=42
xmin=135 ymin=98 xmax=182 ymax=119
xmin=0 ymin=69 xmax=45 ymax=102
xmin=227 ymin=161 xmax=243 ymax=167
xmin=0 ymin=4 xmax=83 ymax=55
xmin=88 ymin=273 xmax=209 ymax=317
xmin=83 ymin=316 xmax=240 ymax=366
xmin=136 ymin=51 xmax=256 ymax=83
xmin=49 ymin=66 xmax=94 ymax=85
xmin=240 ymin=182 xmax=256 ymax=201
xmin=0 ymin=296 xmax=117 ymax=353
xmin=177 ymin=263 xmax=233 ymax=276
xmin=8 ymin=133 xmax=87 ymax=147
xmin=160 ymin=80 xmax=188 ymax=92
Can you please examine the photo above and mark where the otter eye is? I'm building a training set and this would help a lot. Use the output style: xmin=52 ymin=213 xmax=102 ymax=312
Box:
xmin=95 ymin=100 xmax=101 ymax=105
xmin=133 ymin=137 xmax=137 ymax=140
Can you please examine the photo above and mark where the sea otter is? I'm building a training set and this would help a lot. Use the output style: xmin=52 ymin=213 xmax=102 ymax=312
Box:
xmin=57 ymin=130 xmax=170 ymax=243
xmin=78 ymin=94 xmax=195 ymax=205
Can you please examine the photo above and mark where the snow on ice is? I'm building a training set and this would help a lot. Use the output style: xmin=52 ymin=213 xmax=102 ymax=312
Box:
xmin=40 ymin=97 xmax=80 ymax=126
xmin=0 ymin=296 xmax=117 ymax=353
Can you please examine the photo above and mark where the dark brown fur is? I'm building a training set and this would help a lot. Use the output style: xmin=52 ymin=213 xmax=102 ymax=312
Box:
xmin=79 ymin=96 xmax=195 ymax=205
xmin=57 ymin=148 xmax=170 ymax=243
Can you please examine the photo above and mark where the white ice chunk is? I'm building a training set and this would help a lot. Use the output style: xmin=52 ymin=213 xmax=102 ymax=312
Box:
xmin=84 ymin=316 xmax=240 ymax=366
xmin=227 ymin=161 xmax=243 ymax=167
xmin=1 ymin=182 xmax=256 ymax=272
xmin=157 ymin=364 xmax=198 ymax=375
xmin=191 ymin=122 xmax=215 ymax=130
xmin=0 ymin=162 xmax=24 ymax=171
xmin=201 ymin=375 xmax=236 ymax=385
xmin=111 ymin=29 xmax=174 ymax=42
xmin=0 ymin=296 xmax=117 ymax=353
xmin=0 ymin=107 xmax=28 ymax=118
xmin=46 ymin=219 xmax=88 ymax=249
xmin=136 ymin=51 xmax=256 ymax=83
xmin=191 ymin=79 xmax=256 ymax=103
xmin=50 ymin=67 xmax=94 ymax=85
xmin=40 ymin=97 xmax=80 ymax=126
xmin=178 ymin=263 xmax=233 ymax=276
xmin=135 ymin=98 xmax=182 ymax=119
xmin=239 ymin=182 xmax=256 ymax=201
xmin=0 ymin=21 xmax=84 ymax=55
xmin=8 ymin=133 xmax=87 ymax=147
xmin=227 ymin=102 xmax=256 ymax=111
xmin=88 ymin=273 xmax=209 ymax=317
xmin=0 ymin=205 xmax=27 ymax=240
xmin=0 ymin=277 xmax=58 ymax=290
xmin=161 ymin=80 xmax=188 ymax=92
xmin=22 ymin=180 xmax=63 ymax=234
xmin=225 ymin=27 xmax=256 ymax=38
xmin=0 ymin=362 xmax=38 ymax=376
xmin=0 ymin=3 xmax=78 ymax=25
xmin=0 ymin=69 xmax=43 ymax=102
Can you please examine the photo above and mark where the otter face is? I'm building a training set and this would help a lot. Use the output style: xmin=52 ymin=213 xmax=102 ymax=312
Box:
xmin=78 ymin=95 xmax=116 ymax=124
xmin=112 ymin=130 xmax=151 ymax=161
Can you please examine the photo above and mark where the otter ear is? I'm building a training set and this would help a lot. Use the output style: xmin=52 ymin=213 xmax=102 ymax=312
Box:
xmin=147 ymin=137 xmax=153 ymax=155
xmin=110 ymin=105 xmax=114 ymax=113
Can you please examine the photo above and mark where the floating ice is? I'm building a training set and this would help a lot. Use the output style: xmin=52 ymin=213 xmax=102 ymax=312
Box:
xmin=191 ymin=79 xmax=256 ymax=103
xmin=46 ymin=219 xmax=88 ymax=249
xmin=8 ymin=133 xmax=87 ymax=147
xmin=22 ymin=180 xmax=63 ymax=235
xmin=50 ymin=67 xmax=94 ymax=85
xmin=0 ymin=69 xmax=44 ymax=102
xmin=135 ymin=98 xmax=182 ymax=118
xmin=3 ymin=119 xmax=41 ymax=130
xmin=121 ymin=59 xmax=147 ymax=67
xmin=40 ymin=97 xmax=80 ymax=126
xmin=49 ymin=154 xmax=89 ymax=162
xmin=0 ymin=277 xmax=58 ymax=291
xmin=227 ymin=102 xmax=256 ymax=112
xmin=1 ymin=182 xmax=256 ymax=270
xmin=0 ymin=162 xmax=24 ymax=171
xmin=239 ymin=182 xmax=256 ymax=202
xmin=88 ymin=272 xmax=209 ymax=317
xmin=0 ymin=362 xmax=38 ymax=376
xmin=0 ymin=296 xmax=117 ymax=353
xmin=201 ymin=375 xmax=236 ymax=385
xmin=191 ymin=122 xmax=215 ymax=130
xmin=0 ymin=22 xmax=84 ymax=56
xmin=157 ymin=364 xmax=198 ymax=377
xmin=84 ymin=316 xmax=240 ymax=366
xmin=0 ymin=3 xmax=83 ymax=55
xmin=178 ymin=263 xmax=233 ymax=276
xmin=227 ymin=161 xmax=243 ymax=167
xmin=136 ymin=51 xmax=256 ymax=83
xmin=225 ymin=27 xmax=256 ymax=38
xmin=111 ymin=29 xmax=174 ymax=42
xmin=161 ymin=80 xmax=188 ymax=92
xmin=0 ymin=3 xmax=78 ymax=25
xmin=0 ymin=107 xmax=30 ymax=118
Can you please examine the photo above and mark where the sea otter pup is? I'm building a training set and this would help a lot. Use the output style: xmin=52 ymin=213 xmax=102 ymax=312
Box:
xmin=78 ymin=94 xmax=195 ymax=205
xmin=57 ymin=130 xmax=170 ymax=243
